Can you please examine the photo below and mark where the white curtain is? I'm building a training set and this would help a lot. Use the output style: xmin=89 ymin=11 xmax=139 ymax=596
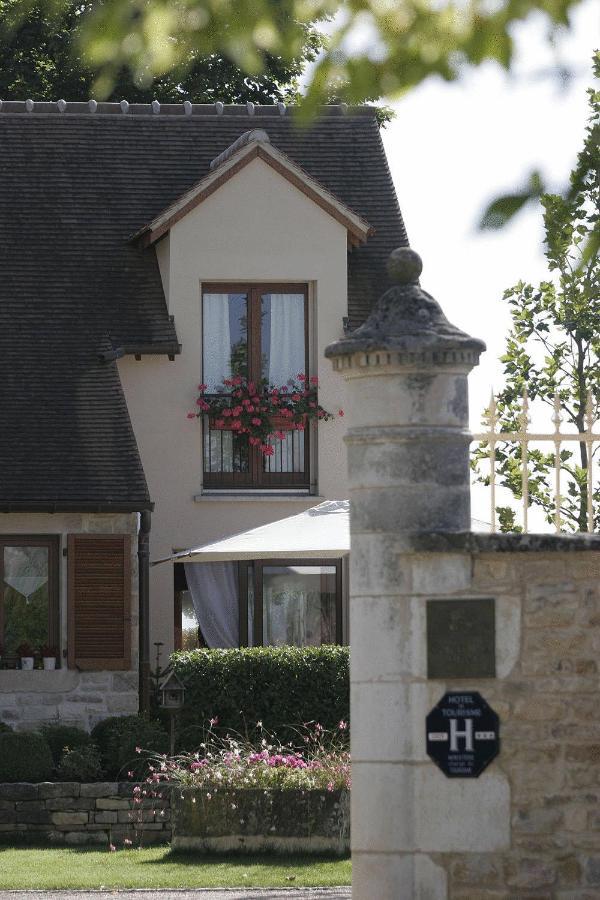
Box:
xmin=203 ymin=294 xmax=232 ymax=392
xmin=267 ymin=293 xmax=305 ymax=387
xmin=184 ymin=562 xmax=239 ymax=648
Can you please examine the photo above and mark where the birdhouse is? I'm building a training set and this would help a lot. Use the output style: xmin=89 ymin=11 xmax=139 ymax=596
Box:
xmin=159 ymin=671 xmax=185 ymax=710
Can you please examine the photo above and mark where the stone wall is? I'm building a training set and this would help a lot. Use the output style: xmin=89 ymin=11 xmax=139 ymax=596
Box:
xmin=0 ymin=512 xmax=139 ymax=730
xmin=0 ymin=782 xmax=171 ymax=846
xmin=356 ymin=540 xmax=600 ymax=899
xmin=433 ymin=546 xmax=600 ymax=899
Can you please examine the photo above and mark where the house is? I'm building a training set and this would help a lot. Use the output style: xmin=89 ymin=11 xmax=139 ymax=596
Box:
xmin=0 ymin=100 xmax=408 ymax=729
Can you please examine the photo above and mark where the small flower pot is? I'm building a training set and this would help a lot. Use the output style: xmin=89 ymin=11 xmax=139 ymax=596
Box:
xmin=42 ymin=656 xmax=56 ymax=671
xmin=20 ymin=656 xmax=34 ymax=670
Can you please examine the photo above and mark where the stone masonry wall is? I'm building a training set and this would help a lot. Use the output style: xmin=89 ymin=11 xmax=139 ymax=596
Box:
xmin=0 ymin=512 xmax=139 ymax=731
xmin=0 ymin=782 xmax=171 ymax=846
xmin=428 ymin=549 xmax=600 ymax=899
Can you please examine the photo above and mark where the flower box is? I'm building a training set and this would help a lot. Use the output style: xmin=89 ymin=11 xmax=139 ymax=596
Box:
xmin=171 ymin=786 xmax=349 ymax=855
xmin=209 ymin=415 xmax=295 ymax=432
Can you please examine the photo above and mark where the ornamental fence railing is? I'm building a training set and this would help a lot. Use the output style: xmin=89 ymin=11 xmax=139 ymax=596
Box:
xmin=471 ymin=390 xmax=600 ymax=534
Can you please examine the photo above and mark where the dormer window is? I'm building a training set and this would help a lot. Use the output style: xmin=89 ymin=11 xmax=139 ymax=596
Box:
xmin=202 ymin=283 xmax=310 ymax=491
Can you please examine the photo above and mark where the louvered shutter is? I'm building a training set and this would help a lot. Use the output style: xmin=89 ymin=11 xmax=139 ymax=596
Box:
xmin=67 ymin=534 xmax=132 ymax=670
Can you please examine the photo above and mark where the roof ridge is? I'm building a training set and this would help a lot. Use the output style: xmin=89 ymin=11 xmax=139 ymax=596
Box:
xmin=0 ymin=99 xmax=378 ymax=118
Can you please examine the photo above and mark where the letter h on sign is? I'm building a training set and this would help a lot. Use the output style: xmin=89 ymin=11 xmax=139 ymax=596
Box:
xmin=449 ymin=717 xmax=473 ymax=752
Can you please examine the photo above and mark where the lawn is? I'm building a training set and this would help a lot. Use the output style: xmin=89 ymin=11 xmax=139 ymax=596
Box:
xmin=0 ymin=845 xmax=351 ymax=890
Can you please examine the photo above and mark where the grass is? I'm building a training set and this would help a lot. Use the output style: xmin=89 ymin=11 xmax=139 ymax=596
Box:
xmin=0 ymin=844 xmax=351 ymax=890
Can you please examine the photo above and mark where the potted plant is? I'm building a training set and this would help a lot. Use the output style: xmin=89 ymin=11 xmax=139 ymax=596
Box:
xmin=40 ymin=644 xmax=58 ymax=670
xmin=16 ymin=642 xmax=35 ymax=670
xmin=187 ymin=374 xmax=342 ymax=457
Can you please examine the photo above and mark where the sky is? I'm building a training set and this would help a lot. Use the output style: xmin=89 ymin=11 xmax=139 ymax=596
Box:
xmin=380 ymin=1 xmax=597 ymax=427
xmin=375 ymin=2 xmax=598 ymax=525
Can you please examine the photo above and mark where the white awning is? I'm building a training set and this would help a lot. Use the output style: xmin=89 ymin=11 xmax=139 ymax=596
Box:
xmin=152 ymin=500 xmax=492 ymax=566
xmin=153 ymin=500 xmax=351 ymax=565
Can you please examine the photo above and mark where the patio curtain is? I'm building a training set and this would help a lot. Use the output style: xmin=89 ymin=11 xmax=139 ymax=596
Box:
xmin=184 ymin=562 xmax=239 ymax=648
xmin=203 ymin=294 xmax=232 ymax=392
xmin=267 ymin=293 xmax=305 ymax=387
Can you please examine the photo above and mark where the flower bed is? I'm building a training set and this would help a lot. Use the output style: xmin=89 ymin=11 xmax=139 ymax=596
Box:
xmin=144 ymin=723 xmax=351 ymax=855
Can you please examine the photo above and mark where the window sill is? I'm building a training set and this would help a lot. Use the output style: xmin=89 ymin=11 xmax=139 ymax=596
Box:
xmin=194 ymin=492 xmax=324 ymax=503
xmin=0 ymin=669 xmax=77 ymax=692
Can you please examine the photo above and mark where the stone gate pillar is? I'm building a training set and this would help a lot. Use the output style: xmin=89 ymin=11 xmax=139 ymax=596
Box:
xmin=326 ymin=249 xmax=486 ymax=898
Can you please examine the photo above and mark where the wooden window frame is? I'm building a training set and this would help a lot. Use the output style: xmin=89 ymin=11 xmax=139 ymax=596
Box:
xmin=0 ymin=535 xmax=60 ymax=665
xmin=239 ymin=558 xmax=344 ymax=647
xmin=202 ymin=282 xmax=310 ymax=490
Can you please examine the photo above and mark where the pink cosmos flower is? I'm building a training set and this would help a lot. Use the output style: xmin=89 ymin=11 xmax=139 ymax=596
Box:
xmin=338 ymin=409 xmax=345 ymax=417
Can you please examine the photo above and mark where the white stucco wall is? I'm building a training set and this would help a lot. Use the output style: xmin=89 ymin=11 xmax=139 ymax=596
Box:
xmin=0 ymin=512 xmax=139 ymax=729
xmin=118 ymin=157 xmax=351 ymax=652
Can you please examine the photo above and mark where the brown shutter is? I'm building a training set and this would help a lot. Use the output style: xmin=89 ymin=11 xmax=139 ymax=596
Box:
xmin=68 ymin=534 xmax=132 ymax=671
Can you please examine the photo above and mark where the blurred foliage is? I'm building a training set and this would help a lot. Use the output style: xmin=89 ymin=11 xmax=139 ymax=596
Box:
xmin=472 ymin=59 xmax=600 ymax=532
xmin=0 ymin=0 xmax=324 ymax=103
xmin=2 ymin=0 xmax=587 ymax=110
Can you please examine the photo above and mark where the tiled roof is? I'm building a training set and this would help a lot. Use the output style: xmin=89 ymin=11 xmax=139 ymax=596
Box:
xmin=0 ymin=102 xmax=408 ymax=508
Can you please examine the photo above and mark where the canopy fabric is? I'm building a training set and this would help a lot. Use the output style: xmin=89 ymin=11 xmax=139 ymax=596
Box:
xmin=153 ymin=500 xmax=350 ymax=565
xmin=152 ymin=500 xmax=491 ymax=566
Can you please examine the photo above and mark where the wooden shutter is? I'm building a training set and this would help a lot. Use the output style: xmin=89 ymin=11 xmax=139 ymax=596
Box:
xmin=68 ymin=534 xmax=131 ymax=670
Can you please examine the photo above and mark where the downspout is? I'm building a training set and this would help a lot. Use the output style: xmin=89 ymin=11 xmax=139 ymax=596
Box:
xmin=138 ymin=510 xmax=151 ymax=713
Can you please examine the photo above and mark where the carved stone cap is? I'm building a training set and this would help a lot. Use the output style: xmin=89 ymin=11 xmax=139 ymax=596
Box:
xmin=325 ymin=248 xmax=486 ymax=361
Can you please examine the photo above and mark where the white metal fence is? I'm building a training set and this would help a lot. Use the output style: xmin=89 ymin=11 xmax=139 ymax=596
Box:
xmin=471 ymin=390 xmax=599 ymax=534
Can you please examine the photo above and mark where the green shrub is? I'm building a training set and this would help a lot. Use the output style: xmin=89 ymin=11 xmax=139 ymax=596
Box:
xmin=0 ymin=722 xmax=13 ymax=734
xmin=56 ymin=744 xmax=104 ymax=782
xmin=39 ymin=723 xmax=91 ymax=767
xmin=0 ymin=731 xmax=53 ymax=782
xmin=91 ymin=715 xmax=169 ymax=779
xmin=171 ymin=646 xmax=349 ymax=749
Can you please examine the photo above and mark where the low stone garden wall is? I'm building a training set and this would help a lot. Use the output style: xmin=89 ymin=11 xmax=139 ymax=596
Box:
xmin=0 ymin=782 xmax=171 ymax=846
xmin=171 ymin=788 xmax=350 ymax=855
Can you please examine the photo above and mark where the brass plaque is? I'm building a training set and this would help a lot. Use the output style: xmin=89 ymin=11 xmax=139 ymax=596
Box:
xmin=427 ymin=598 xmax=496 ymax=679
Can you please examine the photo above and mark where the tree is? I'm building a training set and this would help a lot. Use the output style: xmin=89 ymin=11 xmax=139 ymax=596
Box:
xmin=0 ymin=0 xmax=324 ymax=103
xmin=20 ymin=0 xmax=586 ymax=109
xmin=472 ymin=59 xmax=600 ymax=532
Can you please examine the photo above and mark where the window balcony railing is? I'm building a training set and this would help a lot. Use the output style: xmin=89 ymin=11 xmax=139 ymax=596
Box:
xmin=202 ymin=400 xmax=310 ymax=490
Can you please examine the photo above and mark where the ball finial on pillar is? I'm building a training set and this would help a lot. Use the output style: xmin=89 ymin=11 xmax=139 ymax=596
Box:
xmin=387 ymin=247 xmax=422 ymax=284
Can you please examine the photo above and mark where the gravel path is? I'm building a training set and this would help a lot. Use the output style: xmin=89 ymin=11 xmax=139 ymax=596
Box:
xmin=0 ymin=890 xmax=351 ymax=900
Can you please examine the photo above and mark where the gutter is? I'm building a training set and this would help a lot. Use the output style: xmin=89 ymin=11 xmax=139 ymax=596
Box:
xmin=138 ymin=510 xmax=152 ymax=714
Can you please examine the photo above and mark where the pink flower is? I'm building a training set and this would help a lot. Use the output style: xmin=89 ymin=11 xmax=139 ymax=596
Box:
xmin=187 ymin=412 xmax=196 ymax=419
xmin=251 ymin=417 xmax=262 ymax=426
xmin=291 ymin=393 xmax=300 ymax=402
xmin=231 ymin=419 xmax=241 ymax=430
xmin=339 ymin=720 xmax=348 ymax=730
xmin=309 ymin=375 xmax=319 ymax=385
xmin=275 ymin=431 xmax=286 ymax=440
xmin=196 ymin=399 xmax=210 ymax=411
xmin=197 ymin=383 xmax=207 ymax=392
xmin=248 ymin=382 xmax=256 ymax=394
xmin=123 ymin=838 xmax=133 ymax=846
xmin=232 ymin=375 xmax=243 ymax=386
xmin=261 ymin=444 xmax=275 ymax=456
xmin=247 ymin=404 xmax=254 ymax=412
xmin=209 ymin=716 xmax=219 ymax=726
xmin=222 ymin=408 xmax=232 ymax=417
xmin=338 ymin=409 xmax=344 ymax=417
xmin=327 ymin=782 xmax=334 ymax=792
xmin=215 ymin=419 xmax=225 ymax=427
xmin=109 ymin=843 xmax=116 ymax=852
xmin=281 ymin=385 xmax=288 ymax=393
xmin=135 ymin=746 xmax=142 ymax=754
xmin=271 ymin=387 xmax=279 ymax=396
xmin=295 ymin=423 xmax=305 ymax=431
xmin=297 ymin=373 xmax=307 ymax=381
xmin=249 ymin=436 xmax=261 ymax=446
xmin=232 ymin=406 xmax=243 ymax=416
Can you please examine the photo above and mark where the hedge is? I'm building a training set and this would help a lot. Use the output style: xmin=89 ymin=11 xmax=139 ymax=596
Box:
xmin=170 ymin=646 xmax=349 ymax=748
xmin=0 ymin=731 xmax=54 ymax=783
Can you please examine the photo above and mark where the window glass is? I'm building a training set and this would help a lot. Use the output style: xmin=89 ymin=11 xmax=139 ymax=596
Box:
xmin=262 ymin=565 xmax=337 ymax=646
xmin=180 ymin=590 xmax=200 ymax=650
xmin=202 ymin=292 xmax=248 ymax=392
xmin=261 ymin=293 xmax=305 ymax=387
xmin=2 ymin=545 xmax=49 ymax=656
